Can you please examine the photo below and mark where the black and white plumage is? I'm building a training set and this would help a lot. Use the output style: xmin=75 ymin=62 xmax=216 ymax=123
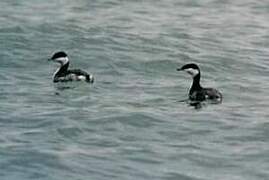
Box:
xmin=177 ymin=63 xmax=222 ymax=103
xmin=48 ymin=51 xmax=94 ymax=83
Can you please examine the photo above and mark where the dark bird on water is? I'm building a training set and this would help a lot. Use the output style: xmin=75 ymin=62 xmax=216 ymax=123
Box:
xmin=48 ymin=51 xmax=94 ymax=83
xmin=177 ymin=63 xmax=222 ymax=104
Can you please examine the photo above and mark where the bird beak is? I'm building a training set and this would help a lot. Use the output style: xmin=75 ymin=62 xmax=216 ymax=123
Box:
xmin=48 ymin=58 xmax=52 ymax=61
xmin=177 ymin=67 xmax=183 ymax=71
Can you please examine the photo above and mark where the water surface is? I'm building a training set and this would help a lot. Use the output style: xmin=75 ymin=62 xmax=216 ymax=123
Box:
xmin=0 ymin=0 xmax=269 ymax=180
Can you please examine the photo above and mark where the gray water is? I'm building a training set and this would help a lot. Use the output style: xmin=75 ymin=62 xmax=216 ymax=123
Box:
xmin=1 ymin=0 xmax=269 ymax=179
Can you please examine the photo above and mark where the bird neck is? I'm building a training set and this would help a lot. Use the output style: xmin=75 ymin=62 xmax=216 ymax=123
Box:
xmin=190 ymin=73 xmax=202 ymax=93
xmin=53 ymin=62 xmax=69 ymax=77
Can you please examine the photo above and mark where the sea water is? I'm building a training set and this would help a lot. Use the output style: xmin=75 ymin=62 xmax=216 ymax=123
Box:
xmin=0 ymin=0 xmax=269 ymax=179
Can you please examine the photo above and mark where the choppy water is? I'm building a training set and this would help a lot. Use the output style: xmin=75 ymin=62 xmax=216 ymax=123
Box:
xmin=1 ymin=0 xmax=269 ymax=179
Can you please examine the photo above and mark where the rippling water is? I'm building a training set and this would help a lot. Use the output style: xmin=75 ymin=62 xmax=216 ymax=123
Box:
xmin=1 ymin=0 xmax=269 ymax=180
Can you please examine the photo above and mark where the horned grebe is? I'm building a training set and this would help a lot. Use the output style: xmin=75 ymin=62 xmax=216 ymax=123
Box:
xmin=48 ymin=51 xmax=94 ymax=83
xmin=177 ymin=63 xmax=222 ymax=103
